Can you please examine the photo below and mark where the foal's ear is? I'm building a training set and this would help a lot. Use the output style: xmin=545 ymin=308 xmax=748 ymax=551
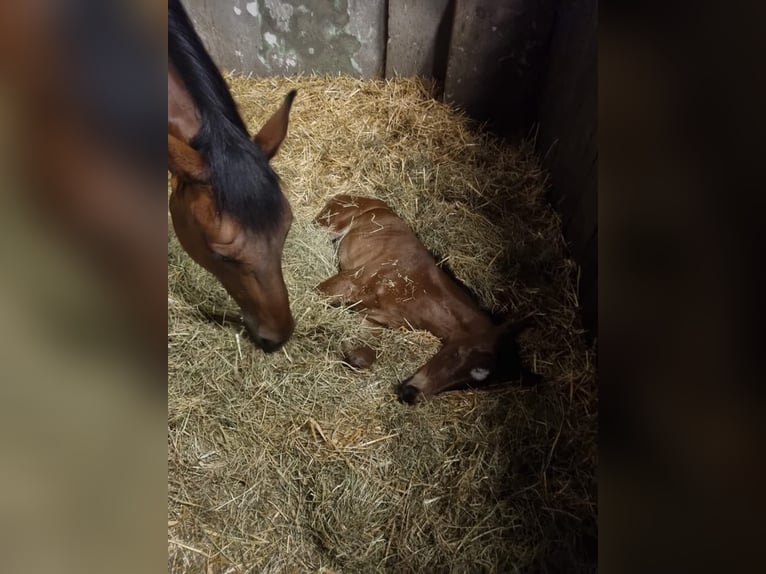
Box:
xmin=168 ymin=134 xmax=208 ymax=182
xmin=494 ymin=315 xmax=537 ymax=350
xmin=497 ymin=315 xmax=536 ymax=338
xmin=253 ymin=89 xmax=296 ymax=159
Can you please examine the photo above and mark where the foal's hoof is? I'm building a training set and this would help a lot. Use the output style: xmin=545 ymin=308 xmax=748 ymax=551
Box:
xmin=342 ymin=344 xmax=377 ymax=369
xmin=396 ymin=382 xmax=423 ymax=405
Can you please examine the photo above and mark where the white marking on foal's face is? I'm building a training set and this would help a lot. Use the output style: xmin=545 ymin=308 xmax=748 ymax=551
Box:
xmin=470 ymin=368 xmax=490 ymax=381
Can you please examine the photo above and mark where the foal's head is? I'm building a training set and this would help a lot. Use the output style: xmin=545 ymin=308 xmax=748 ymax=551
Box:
xmin=168 ymin=92 xmax=295 ymax=352
xmin=397 ymin=320 xmax=542 ymax=404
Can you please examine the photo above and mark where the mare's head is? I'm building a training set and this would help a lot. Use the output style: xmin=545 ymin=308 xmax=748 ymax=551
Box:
xmin=397 ymin=319 xmax=542 ymax=404
xmin=168 ymin=92 xmax=296 ymax=352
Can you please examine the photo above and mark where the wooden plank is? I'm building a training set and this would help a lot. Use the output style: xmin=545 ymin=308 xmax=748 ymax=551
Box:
xmin=535 ymin=0 xmax=598 ymax=338
xmin=537 ymin=0 xmax=597 ymax=219
xmin=563 ymin=148 xmax=597 ymax=263
xmin=578 ymin=230 xmax=598 ymax=341
xmin=444 ymin=0 xmax=559 ymax=139
xmin=386 ymin=0 xmax=453 ymax=82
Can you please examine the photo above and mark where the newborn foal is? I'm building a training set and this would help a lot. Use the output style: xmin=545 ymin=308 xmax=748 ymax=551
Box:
xmin=315 ymin=194 xmax=540 ymax=404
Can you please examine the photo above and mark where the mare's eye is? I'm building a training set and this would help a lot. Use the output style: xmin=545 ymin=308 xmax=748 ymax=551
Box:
xmin=212 ymin=252 xmax=237 ymax=264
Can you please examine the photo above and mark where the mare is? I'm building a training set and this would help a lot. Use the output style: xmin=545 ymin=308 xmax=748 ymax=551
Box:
xmin=315 ymin=194 xmax=542 ymax=404
xmin=168 ymin=0 xmax=296 ymax=351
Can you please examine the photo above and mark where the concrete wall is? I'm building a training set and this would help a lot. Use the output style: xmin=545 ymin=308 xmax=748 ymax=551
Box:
xmin=183 ymin=0 xmax=386 ymax=77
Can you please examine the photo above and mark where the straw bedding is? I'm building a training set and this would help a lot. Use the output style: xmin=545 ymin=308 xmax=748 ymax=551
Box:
xmin=168 ymin=75 xmax=597 ymax=573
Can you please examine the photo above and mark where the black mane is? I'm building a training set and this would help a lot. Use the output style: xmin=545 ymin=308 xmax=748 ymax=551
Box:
xmin=168 ymin=0 xmax=282 ymax=232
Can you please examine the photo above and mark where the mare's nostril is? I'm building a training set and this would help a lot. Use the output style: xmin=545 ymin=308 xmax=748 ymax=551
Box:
xmin=257 ymin=337 xmax=284 ymax=353
xmin=243 ymin=318 xmax=290 ymax=353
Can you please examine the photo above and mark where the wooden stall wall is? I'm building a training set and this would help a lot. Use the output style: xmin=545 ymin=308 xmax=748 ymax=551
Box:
xmin=180 ymin=0 xmax=597 ymax=339
xmin=535 ymin=0 xmax=598 ymax=340
xmin=385 ymin=0 xmax=597 ymax=339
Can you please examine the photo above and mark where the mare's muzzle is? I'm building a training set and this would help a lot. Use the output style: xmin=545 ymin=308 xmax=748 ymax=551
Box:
xmin=243 ymin=315 xmax=294 ymax=353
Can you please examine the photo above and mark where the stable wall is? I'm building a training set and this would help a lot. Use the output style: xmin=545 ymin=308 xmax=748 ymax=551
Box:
xmin=182 ymin=0 xmax=386 ymax=77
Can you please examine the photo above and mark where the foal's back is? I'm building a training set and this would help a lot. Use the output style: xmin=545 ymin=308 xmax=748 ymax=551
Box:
xmin=316 ymin=195 xmax=492 ymax=339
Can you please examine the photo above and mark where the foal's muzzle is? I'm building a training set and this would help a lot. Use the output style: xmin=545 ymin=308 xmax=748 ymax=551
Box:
xmin=397 ymin=378 xmax=423 ymax=405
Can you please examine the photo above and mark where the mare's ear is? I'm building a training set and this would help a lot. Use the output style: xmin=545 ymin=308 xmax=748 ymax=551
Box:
xmin=253 ymin=89 xmax=296 ymax=159
xmin=168 ymin=134 xmax=208 ymax=182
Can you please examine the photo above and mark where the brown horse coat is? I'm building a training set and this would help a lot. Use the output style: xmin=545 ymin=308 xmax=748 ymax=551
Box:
xmin=316 ymin=194 xmax=540 ymax=404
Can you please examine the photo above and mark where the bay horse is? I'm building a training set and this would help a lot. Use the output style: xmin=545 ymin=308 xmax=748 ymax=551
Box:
xmin=168 ymin=0 xmax=296 ymax=352
xmin=315 ymin=195 xmax=542 ymax=404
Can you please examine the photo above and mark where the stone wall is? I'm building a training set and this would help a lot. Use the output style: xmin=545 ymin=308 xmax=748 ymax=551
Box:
xmin=183 ymin=0 xmax=385 ymax=77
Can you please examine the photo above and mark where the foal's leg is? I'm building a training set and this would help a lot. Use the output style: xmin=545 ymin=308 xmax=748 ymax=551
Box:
xmin=341 ymin=342 xmax=377 ymax=369
xmin=342 ymin=316 xmax=391 ymax=369
xmin=317 ymin=270 xmax=364 ymax=306
xmin=318 ymin=272 xmax=386 ymax=370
